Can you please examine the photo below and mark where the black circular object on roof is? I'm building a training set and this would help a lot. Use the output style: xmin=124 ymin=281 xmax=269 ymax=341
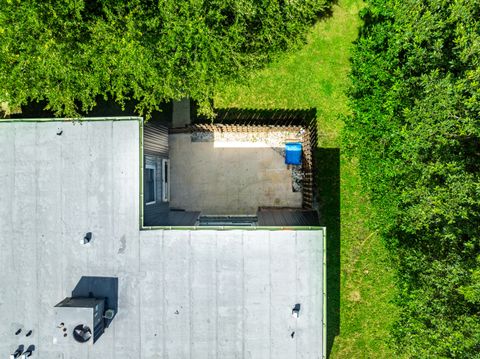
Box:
xmin=73 ymin=324 xmax=92 ymax=343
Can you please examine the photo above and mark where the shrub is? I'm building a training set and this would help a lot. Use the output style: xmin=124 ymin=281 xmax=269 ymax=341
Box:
xmin=345 ymin=0 xmax=480 ymax=356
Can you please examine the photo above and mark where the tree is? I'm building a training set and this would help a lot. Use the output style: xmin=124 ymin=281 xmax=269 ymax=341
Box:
xmin=0 ymin=0 xmax=329 ymax=117
xmin=345 ymin=0 xmax=480 ymax=356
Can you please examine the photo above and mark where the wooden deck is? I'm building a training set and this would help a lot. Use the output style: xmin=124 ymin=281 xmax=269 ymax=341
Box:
xmin=257 ymin=208 xmax=319 ymax=226
xmin=144 ymin=210 xmax=200 ymax=226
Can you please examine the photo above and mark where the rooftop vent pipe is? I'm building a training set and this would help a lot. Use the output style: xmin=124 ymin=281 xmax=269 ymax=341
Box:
xmin=82 ymin=232 xmax=92 ymax=245
xmin=292 ymin=303 xmax=301 ymax=318
xmin=10 ymin=346 xmax=23 ymax=359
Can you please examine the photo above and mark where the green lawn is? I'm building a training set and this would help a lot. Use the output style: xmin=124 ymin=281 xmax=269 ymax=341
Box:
xmin=215 ymin=0 xmax=399 ymax=357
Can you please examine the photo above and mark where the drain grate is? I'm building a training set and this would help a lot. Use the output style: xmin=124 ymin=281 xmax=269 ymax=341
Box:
xmin=197 ymin=215 xmax=258 ymax=226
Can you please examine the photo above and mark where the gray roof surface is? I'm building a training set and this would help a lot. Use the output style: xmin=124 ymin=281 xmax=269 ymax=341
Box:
xmin=0 ymin=118 xmax=325 ymax=359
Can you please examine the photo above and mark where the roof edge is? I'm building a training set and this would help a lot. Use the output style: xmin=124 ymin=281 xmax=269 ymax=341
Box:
xmin=140 ymin=226 xmax=326 ymax=231
xmin=0 ymin=116 xmax=143 ymax=123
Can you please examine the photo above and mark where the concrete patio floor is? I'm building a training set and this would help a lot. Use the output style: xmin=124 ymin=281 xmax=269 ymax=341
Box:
xmin=169 ymin=133 xmax=302 ymax=214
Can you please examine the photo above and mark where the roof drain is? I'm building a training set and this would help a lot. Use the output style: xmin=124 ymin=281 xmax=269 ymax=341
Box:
xmin=197 ymin=215 xmax=258 ymax=227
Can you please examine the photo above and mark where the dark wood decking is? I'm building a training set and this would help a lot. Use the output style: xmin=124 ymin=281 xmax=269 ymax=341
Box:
xmin=257 ymin=208 xmax=319 ymax=226
xmin=144 ymin=210 xmax=200 ymax=226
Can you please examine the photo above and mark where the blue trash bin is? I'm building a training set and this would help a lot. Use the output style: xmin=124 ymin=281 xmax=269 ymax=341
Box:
xmin=285 ymin=142 xmax=302 ymax=165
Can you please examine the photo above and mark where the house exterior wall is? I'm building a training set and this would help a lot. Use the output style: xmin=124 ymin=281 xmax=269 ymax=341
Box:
xmin=143 ymin=122 xmax=169 ymax=226
xmin=144 ymin=154 xmax=169 ymax=226
xmin=172 ymin=98 xmax=191 ymax=128
xmin=144 ymin=122 xmax=169 ymax=157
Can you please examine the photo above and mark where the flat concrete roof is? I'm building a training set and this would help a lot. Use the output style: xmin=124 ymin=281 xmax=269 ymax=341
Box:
xmin=0 ymin=118 xmax=325 ymax=358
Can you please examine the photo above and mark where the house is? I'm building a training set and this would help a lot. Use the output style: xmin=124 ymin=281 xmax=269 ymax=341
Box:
xmin=0 ymin=111 xmax=326 ymax=358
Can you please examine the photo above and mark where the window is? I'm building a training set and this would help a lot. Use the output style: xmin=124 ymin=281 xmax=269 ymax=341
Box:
xmin=162 ymin=159 xmax=170 ymax=202
xmin=145 ymin=164 xmax=156 ymax=205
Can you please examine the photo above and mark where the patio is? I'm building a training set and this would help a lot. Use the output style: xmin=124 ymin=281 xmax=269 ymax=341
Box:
xmin=169 ymin=129 xmax=304 ymax=215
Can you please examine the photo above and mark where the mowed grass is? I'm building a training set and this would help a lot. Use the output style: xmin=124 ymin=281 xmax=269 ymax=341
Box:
xmin=215 ymin=0 xmax=399 ymax=358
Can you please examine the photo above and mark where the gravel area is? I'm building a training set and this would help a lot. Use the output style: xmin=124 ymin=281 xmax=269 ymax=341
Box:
xmin=292 ymin=166 xmax=303 ymax=192
xmin=191 ymin=131 xmax=214 ymax=142
xmin=191 ymin=128 xmax=305 ymax=147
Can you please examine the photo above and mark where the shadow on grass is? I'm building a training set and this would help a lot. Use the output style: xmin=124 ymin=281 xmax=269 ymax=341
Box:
xmin=315 ymin=148 xmax=340 ymax=358
xmin=196 ymin=107 xmax=317 ymax=127
xmin=315 ymin=0 xmax=338 ymax=21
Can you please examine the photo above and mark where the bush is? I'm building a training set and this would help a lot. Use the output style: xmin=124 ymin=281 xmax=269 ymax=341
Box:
xmin=0 ymin=0 xmax=329 ymax=117
xmin=345 ymin=0 xmax=480 ymax=356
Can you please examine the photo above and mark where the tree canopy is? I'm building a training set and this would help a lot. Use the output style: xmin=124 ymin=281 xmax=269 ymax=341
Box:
xmin=0 ymin=0 xmax=328 ymax=117
xmin=345 ymin=0 xmax=480 ymax=356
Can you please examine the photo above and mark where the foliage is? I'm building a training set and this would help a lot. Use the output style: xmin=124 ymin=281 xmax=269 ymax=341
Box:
xmin=0 ymin=0 xmax=329 ymax=117
xmin=459 ymin=256 xmax=480 ymax=305
xmin=345 ymin=0 xmax=480 ymax=356
xmin=217 ymin=1 xmax=400 ymax=357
